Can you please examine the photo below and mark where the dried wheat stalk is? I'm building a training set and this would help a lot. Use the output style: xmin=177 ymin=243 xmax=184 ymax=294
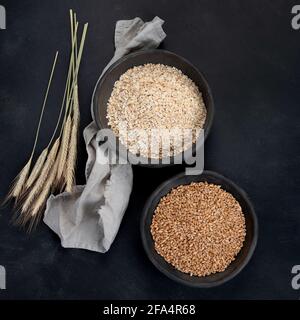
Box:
xmin=65 ymin=85 xmax=79 ymax=192
xmin=4 ymin=158 xmax=32 ymax=205
xmin=25 ymin=147 xmax=48 ymax=190
xmin=55 ymin=114 xmax=72 ymax=189
xmin=58 ymin=13 xmax=88 ymax=192
xmin=62 ymin=15 xmax=88 ymax=192
xmin=28 ymin=161 xmax=59 ymax=231
xmin=3 ymin=51 xmax=58 ymax=205
xmin=21 ymin=138 xmax=60 ymax=214
xmin=6 ymin=10 xmax=88 ymax=231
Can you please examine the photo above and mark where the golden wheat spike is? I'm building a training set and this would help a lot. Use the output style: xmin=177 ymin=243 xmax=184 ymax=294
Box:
xmin=4 ymin=157 xmax=32 ymax=205
xmin=56 ymin=114 xmax=72 ymax=189
xmin=19 ymin=159 xmax=59 ymax=232
xmin=11 ymin=158 xmax=32 ymax=198
xmin=25 ymin=147 xmax=48 ymax=190
xmin=29 ymin=159 xmax=59 ymax=229
xmin=3 ymin=52 xmax=59 ymax=206
xmin=21 ymin=138 xmax=60 ymax=214
xmin=65 ymin=86 xmax=80 ymax=192
xmin=31 ymin=162 xmax=58 ymax=217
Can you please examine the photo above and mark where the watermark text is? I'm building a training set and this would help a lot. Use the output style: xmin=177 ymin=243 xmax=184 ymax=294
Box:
xmin=0 ymin=5 xmax=6 ymax=30
xmin=0 ymin=265 xmax=5 ymax=290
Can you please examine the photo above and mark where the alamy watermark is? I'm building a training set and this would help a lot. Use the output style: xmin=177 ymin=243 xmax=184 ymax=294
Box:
xmin=96 ymin=125 xmax=204 ymax=175
xmin=291 ymin=265 xmax=300 ymax=290
xmin=291 ymin=5 xmax=300 ymax=30
xmin=0 ymin=5 xmax=6 ymax=30
xmin=0 ymin=265 xmax=5 ymax=290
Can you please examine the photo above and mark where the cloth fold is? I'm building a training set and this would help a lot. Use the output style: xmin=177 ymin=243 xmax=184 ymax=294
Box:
xmin=43 ymin=17 xmax=166 ymax=253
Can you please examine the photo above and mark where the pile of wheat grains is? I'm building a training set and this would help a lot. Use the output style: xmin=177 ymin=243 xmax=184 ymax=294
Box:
xmin=106 ymin=63 xmax=206 ymax=158
xmin=150 ymin=182 xmax=246 ymax=277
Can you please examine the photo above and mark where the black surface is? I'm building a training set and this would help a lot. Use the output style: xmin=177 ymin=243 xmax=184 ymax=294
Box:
xmin=0 ymin=0 xmax=300 ymax=299
xmin=141 ymin=171 xmax=258 ymax=288
xmin=92 ymin=49 xmax=214 ymax=166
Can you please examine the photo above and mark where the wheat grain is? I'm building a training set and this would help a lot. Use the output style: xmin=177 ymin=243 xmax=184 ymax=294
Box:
xmin=151 ymin=182 xmax=246 ymax=277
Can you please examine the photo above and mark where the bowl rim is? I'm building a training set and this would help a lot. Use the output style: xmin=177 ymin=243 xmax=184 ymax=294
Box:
xmin=140 ymin=170 xmax=258 ymax=288
xmin=91 ymin=49 xmax=215 ymax=167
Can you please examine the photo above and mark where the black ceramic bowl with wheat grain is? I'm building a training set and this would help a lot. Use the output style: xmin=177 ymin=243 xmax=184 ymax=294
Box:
xmin=92 ymin=49 xmax=214 ymax=167
xmin=141 ymin=171 xmax=258 ymax=288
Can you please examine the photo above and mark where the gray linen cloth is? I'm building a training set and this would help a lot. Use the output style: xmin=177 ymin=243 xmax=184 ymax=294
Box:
xmin=43 ymin=17 xmax=166 ymax=253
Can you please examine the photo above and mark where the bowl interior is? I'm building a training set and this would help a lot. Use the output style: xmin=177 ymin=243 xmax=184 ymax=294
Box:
xmin=92 ymin=49 xmax=214 ymax=166
xmin=141 ymin=171 xmax=258 ymax=287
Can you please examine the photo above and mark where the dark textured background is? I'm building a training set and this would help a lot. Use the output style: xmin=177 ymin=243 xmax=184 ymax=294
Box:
xmin=0 ymin=0 xmax=299 ymax=300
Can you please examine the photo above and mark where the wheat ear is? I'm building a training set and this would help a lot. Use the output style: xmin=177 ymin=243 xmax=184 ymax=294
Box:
xmin=3 ymin=52 xmax=58 ymax=205
xmin=65 ymin=85 xmax=80 ymax=192
xmin=55 ymin=114 xmax=72 ymax=189
xmin=3 ymin=158 xmax=32 ymax=205
xmin=31 ymin=161 xmax=58 ymax=217
xmin=21 ymin=138 xmax=60 ymax=214
xmin=26 ymin=160 xmax=59 ymax=231
xmin=25 ymin=148 xmax=48 ymax=190
xmin=63 ymin=19 xmax=87 ymax=192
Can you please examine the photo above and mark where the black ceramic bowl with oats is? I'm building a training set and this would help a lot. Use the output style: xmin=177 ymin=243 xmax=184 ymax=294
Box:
xmin=141 ymin=171 xmax=258 ymax=288
xmin=92 ymin=49 xmax=214 ymax=167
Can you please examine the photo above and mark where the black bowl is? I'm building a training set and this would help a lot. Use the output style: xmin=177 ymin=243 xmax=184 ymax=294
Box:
xmin=92 ymin=49 xmax=214 ymax=167
xmin=141 ymin=171 xmax=258 ymax=287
